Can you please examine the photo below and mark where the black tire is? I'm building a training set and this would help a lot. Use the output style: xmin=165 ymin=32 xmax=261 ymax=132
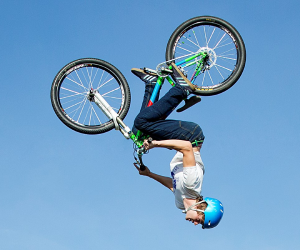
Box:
xmin=50 ymin=58 xmax=131 ymax=134
xmin=166 ymin=16 xmax=246 ymax=96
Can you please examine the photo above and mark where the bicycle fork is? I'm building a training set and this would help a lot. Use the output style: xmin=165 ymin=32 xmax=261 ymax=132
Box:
xmin=89 ymin=89 xmax=132 ymax=139
xmin=90 ymin=89 xmax=148 ymax=169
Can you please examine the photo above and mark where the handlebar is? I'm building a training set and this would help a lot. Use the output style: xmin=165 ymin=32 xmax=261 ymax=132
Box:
xmin=135 ymin=137 xmax=153 ymax=171
xmin=138 ymin=153 xmax=146 ymax=171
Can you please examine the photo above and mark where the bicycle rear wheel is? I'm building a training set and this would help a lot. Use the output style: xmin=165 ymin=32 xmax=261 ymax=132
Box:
xmin=166 ymin=16 xmax=246 ymax=96
xmin=51 ymin=58 xmax=131 ymax=134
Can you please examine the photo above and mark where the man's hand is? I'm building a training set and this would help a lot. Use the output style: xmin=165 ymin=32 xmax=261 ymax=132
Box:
xmin=134 ymin=163 xmax=151 ymax=176
xmin=143 ymin=139 xmax=156 ymax=150
xmin=133 ymin=163 xmax=174 ymax=192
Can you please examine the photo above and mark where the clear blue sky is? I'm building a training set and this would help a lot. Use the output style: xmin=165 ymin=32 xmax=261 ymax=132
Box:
xmin=1 ymin=0 xmax=299 ymax=249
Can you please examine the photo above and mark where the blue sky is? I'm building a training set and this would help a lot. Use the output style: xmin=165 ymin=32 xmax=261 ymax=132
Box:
xmin=1 ymin=0 xmax=300 ymax=249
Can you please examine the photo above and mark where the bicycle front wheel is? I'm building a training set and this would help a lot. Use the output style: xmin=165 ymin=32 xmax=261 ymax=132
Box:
xmin=51 ymin=58 xmax=131 ymax=134
xmin=166 ymin=16 xmax=246 ymax=96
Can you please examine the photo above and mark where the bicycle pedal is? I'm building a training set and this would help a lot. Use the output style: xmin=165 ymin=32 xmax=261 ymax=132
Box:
xmin=160 ymin=68 xmax=172 ymax=74
xmin=176 ymin=96 xmax=201 ymax=112
xmin=143 ymin=67 xmax=157 ymax=75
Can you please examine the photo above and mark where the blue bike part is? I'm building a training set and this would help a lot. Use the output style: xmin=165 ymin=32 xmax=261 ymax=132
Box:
xmin=148 ymin=77 xmax=164 ymax=106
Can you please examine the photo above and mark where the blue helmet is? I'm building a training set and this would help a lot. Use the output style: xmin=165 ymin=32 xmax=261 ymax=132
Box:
xmin=183 ymin=197 xmax=224 ymax=229
xmin=202 ymin=197 xmax=224 ymax=229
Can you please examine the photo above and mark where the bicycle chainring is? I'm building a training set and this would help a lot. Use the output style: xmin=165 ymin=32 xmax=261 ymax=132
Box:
xmin=156 ymin=62 xmax=172 ymax=77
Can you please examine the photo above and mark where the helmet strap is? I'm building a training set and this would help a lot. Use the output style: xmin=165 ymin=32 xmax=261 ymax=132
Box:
xmin=182 ymin=200 xmax=206 ymax=214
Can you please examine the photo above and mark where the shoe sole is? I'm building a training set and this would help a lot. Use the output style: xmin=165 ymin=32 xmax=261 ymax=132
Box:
xmin=131 ymin=68 xmax=157 ymax=77
xmin=131 ymin=68 xmax=158 ymax=83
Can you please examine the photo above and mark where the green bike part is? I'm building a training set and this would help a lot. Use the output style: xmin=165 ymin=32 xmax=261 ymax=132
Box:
xmin=166 ymin=76 xmax=176 ymax=86
xmin=130 ymin=132 xmax=144 ymax=148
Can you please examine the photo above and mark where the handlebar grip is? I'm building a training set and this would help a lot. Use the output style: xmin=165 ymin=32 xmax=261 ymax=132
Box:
xmin=138 ymin=154 xmax=146 ymax=171
xmin=140 ymin=164 xmax=146 ymax=171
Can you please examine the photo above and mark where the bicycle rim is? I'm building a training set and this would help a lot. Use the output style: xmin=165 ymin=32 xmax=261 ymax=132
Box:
xmin=52 ymin=59 xmax=130 ymax=134
xmin=166 ymin=16 xmax=246 ymax=95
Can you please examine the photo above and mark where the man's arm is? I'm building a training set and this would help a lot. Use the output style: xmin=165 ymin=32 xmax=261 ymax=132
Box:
xmin=143 ymin=139 xmax=196 ymax=168
xmin=134 ymin=163 xmax=174 ymax=191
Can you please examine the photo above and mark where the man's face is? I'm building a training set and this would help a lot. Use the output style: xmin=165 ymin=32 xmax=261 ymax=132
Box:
xmin=185 ymin=210 xmax=205 ymax=226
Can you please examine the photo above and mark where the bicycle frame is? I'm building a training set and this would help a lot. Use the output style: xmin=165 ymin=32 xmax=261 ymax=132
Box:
xmin=92 ymin=51 xmax=208 ymax=149
xmin=90 ymin=51 xmax=208 ymax=169
xmin=131 ymin=51 xmax=208 ymax=144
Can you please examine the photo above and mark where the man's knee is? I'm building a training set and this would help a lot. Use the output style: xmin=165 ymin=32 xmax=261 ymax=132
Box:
xmin=134 ymin=115 xmax=145 ymax=130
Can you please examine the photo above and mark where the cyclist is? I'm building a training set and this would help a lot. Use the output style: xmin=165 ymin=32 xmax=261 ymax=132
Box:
xmin=132 ymin=63 xmax=223 ymax=229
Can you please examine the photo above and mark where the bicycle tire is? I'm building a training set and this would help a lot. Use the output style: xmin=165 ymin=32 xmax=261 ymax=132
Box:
xmin=166 ymin=16 xmax=246 ymax=96
xmin=50 ymin=58 xmax=131 ymax=134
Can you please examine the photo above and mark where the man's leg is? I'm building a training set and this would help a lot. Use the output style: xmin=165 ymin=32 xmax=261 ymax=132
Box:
xmin=134 ymin=84 xmax=205 ymax=143
xmin=135 ymin=117 xmax=205 ymax=143
xmin=135 ymin=84 xmax=187 ymax=123
xmin=133 ymin=67 xmax=205 ymax=144
xmin=131 ymin=68 xmax=160 ymax=111
xmin=131 ymin=68 xmax=160 ymax=134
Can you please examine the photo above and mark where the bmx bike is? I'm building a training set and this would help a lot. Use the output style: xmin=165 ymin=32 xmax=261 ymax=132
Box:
xmin=50 ymin=16 xmax=246 ymax=169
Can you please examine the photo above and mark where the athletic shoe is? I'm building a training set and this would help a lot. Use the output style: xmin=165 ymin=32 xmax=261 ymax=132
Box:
xmin=131 ymin=68 xmax=158 ymax=84
xmin=171 ymin=62 xmax=195 ymax=94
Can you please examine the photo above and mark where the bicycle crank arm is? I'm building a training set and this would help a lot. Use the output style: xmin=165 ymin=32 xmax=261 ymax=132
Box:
xmin=93 ymin=91 xmax=132 ymax=139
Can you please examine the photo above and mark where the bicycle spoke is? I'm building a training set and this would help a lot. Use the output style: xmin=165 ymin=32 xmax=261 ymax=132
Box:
xmin=217 ymin=55 xmax=237 ymax=61
xmin=87 ymin=66 xmax=94 ymax=89
xmin=207 ymin=70 xmax=214 ymax=85
xmin=77 ymin=97 xmax=88 ymax=123
xmin=182 ymin=35 xmax=201 ymax=49
xmin=91 ymin=105 xmax=102 ymax=124
xmin=214 ymin=63 xmax=233 ymax=72
xmin=66 ymin=76 xmax=88 ymax=91
xmin=74 ymin=69 xmax=86 ymax=90
xmin=214 ymin=65 xmax=225 ymax=80
xmin=213 ymin=33 xmax=226 ymax=50
xmin=215 ymin=41 xmax=234 ymax=50
xmin=192 ymin=29 xmax=201 ymax=49
xmin=61 ymin=96 xmax=84 ymax=107
xmin=63 ymin=98 xmax=85 ymax=111
xmin=96 ymin=70 xmax=105 ymax=90
xmin=204 ymin=26 xmax=208 ymax=47
xmin=207 ymin=27 xmax=216 ymax=47
xmin=91 ymin=68 xmax=99 ymax=89
xmin=97 ymin=77 xmax=114 ymax=90
xmin=218 ymin=47 xmax=236 ymax=56
xmin=61 ymin=87 xmax=86 ymax=96
xmin=112 ymin=106 xmax=120 ymax=112
xmin=201 ymin=70 xmax=206 ymax=87
xmin=102 ymin=86 xmax=120 ymax=96
xmin=103 ymin=96 xmax=122 ymax=100
xmin=57 ymin=63 xmax=126 ymax=128
xmin=170 ymin=22 xmax=240 ymax=89
xmin=176 ymin=45 xmax=196 ymax=55
xmin=60 ymin=92 xmax=83 ymax=100
xmin=82 ymin=104 xmax=90 ymax=125
xmin=80 ymin=68 xmax=89 ymax=89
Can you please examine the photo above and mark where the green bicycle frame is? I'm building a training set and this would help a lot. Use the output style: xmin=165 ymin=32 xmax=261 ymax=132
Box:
xmin=130 ymin=51 xmax=208 ymax=148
